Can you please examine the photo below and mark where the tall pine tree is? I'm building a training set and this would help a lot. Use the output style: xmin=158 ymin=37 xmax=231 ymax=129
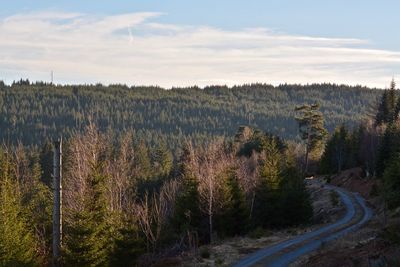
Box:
xmin=295 ymin=103 xmax=327 ymax=174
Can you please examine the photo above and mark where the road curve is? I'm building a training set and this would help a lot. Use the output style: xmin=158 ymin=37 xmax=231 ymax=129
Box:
xmin=232 ymin=185 xmax=373 ymax=267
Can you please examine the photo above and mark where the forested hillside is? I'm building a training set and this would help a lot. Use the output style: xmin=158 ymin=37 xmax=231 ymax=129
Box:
xmin=0 ymin=124 xmax=312 ymax=266
xmin=0 ymin=81 xmax=380 ymax=151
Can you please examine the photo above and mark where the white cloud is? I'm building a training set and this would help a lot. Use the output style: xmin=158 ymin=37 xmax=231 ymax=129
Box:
xmin=0 ymin=10 xmax=399 ymax=88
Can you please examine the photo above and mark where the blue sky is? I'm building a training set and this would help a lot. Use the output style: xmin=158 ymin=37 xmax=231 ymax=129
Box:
xmin=0 ymin=0 xmax=399 ymax=87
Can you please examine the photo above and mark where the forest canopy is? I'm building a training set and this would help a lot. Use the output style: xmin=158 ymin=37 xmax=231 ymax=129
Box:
xmin=0 ymin=82 xmax=380 ymax=152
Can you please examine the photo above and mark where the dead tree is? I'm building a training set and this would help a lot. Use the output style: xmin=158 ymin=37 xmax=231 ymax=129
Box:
xmin=52 ymin=139 xmax=62 ymax=267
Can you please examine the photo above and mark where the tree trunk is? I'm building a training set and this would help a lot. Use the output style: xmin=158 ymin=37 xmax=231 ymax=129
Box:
xmin=250 ymin=192 xmax=255 ymax=219
xmin=208 ymin=185 xmax=213 ymax=243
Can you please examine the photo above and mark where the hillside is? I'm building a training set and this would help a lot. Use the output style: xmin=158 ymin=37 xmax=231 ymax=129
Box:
xmin=0 ymin=82 xmax=381 ymax=149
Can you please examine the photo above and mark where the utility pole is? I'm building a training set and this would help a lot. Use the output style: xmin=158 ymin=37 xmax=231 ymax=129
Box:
xmin=51 ymin=70 xmax=54 ymax=85
xmin=53 ymin=138 xmax=62 ymax=267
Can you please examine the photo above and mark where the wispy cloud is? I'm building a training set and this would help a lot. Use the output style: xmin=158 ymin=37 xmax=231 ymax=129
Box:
xmin=0 ymin=11 xmax=399 ymax=88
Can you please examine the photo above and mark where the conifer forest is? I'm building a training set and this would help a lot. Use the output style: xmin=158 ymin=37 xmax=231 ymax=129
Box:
xmin=1 ymin=80 xmax=400 ymax=266
xmin=1 ymin=1 xmax=400 ymax=266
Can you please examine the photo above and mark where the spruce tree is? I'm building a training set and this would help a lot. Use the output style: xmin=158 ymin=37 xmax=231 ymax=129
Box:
xmin=253 ymin=137 xmax=283 ymax=228
xmin=280 ymin=166 xmax=313 ymax=226
xmin=152 ymin=142 xmax=173 ymax=178
xmin=109 ymin=216 xmax=144 ymax=267
xmin=23 ymin=156 xmax=52 ymax=264
xmin=218 ymin=168 xmax=249 ymax=237
xmin=64 ymin=165 xmax=111 ymax=267
xmin=376 ymin=79 xmax=397 ymax=125
xmin=376 ymin=123 xmax=400 ymax=176
xmin=320 ymin=125 xmax=348 ymax=173
xmin=383 ymin=153 xmax=400 ymax=209
xmin=0 ymin=150 xmax=38 ymax=266
xmin=260 ymin=137 xmax=282 ymax=189
xmin=173 ymin=143 xmax=202 ymax=235
xmin=135 ymin=141 xmax=152 ymax=180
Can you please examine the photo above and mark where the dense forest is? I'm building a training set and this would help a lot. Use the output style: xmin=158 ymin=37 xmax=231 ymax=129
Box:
xmin=0 ymin=123 xmax=312 ymax=266
xmin=0 ymin=81 xmax=380 ymax=153
xmin=320 ymin=79 xmax=400 ymax=210
xmin=3 ymin=79 xmax=400 ymax=266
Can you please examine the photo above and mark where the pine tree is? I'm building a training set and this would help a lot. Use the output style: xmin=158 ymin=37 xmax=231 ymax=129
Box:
xmin=295 ymin=103 xmax=328 ymax=174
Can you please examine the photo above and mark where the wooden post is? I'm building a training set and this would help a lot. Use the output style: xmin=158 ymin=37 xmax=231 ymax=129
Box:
xmin=53 ymin=139 xmax=62 ymax=267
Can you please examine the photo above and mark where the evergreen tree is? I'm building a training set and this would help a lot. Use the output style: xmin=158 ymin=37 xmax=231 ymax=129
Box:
xmin=152 ymin=141 xmax=173 ymax=178
xmin=375 ymin=79 xmax=397 ymax=125
xmin=375 ymin=90 xmax=389 ymax=125
xmin=280 ymin=166 xmax=313 ymax=226
xmin=23 ymin=156 xmax=52 ymax=264
xmin=39 ymin=141 xmax=53 ymax=186
xmin=64 ymin=165 xmax=111 ymax=267
xmin=109 ymin=216 xmax=144 ymax=267
xmin=295 ymin=103 xmax=328 ymax=174
xmin=217 ymin=168 xmax=249 ymax=237
xmin=260 ymin=137 xmax=282 ymax=189
xmin=252 ymin=137 xmax=283 ymax=228
xmin=172 ymin=143 xmax=202 ymax=235
xmin=383 ymin=153 xmax=400 ymax=209
xmin=0 ymin=150 xmax=38 ymax=266
xmin=319 ymin=125 xmax=348 ymax=173
xmin=376 ymin=123 xmax=400 ymax=176
xmin=135 ymin=141 xmax=152 ymax=180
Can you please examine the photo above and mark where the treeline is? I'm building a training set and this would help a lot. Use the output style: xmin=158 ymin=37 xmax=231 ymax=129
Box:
xmin=320 ymin=79 xmax=400 ymax=209
xmin=0 ymin=124 xmax=312 ymax=266
xmin=0 ymin=81 xmax=380 ymax=153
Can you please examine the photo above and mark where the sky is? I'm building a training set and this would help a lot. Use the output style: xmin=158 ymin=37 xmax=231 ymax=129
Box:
xmin=0 ymin=0 xmax=399 ymax=88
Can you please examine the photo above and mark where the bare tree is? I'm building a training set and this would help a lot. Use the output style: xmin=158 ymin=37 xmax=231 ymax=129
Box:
xmin=237 ymin=152 xmax=260 ymax=218
xmin=136 ymin=179 xmax=179 ymax=252
xmin=104 ymin=131 xmax=136 ymax=213
xmin=195 ymin=138 xmax=232 ymax=243
xmin=64 ymin=122 xmax=106 ymax=214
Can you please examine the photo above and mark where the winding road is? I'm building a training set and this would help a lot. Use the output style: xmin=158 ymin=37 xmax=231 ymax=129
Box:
xmin=232 ymin=184 xmax=373 ymax=267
